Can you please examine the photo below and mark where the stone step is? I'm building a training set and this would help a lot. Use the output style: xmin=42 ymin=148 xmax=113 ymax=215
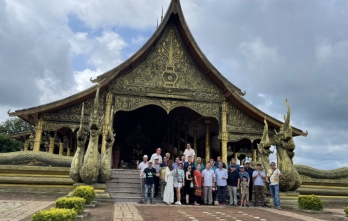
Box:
xmin=108 ymin=187 xmax=141 ymax=192
xmin=111 ymin=169 xmax=139 ymax=175
xmin=114 ymin=196 xmax=143 ymax=203
xmin=110 ymin=174 xmax=139 ymax=179
xmin=106 ymin=183 xmax=140 ymax=188
xmin=110 ymin=191 xmax=142 ymax=197
xmin=107 ymin=178 xmax=140 ymax=183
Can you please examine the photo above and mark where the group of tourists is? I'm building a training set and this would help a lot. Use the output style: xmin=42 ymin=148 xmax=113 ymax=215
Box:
xmin=137 ymin=143 xmax=282 ymax=210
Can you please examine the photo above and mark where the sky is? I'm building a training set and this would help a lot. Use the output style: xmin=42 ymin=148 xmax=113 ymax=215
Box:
xmin=1 ymin=0 xmax=348 ymax=170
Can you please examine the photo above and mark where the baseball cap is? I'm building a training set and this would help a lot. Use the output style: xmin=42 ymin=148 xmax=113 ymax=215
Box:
xmin=178 ymin=161 xmax=183 ymax=165
xmin=156 ymin=148 xmax=161 ymax=151
xmin=245 ymin=161 xmax=250 ymax=164
xmin=240 ymin=165 xmax=244 ymax=168
xmin=148 ymin=161 xmax=153 ymax=164
xmin=154 ymin=157 xmax=159 ymax=160
xmin=143 ymin=155 xmax=148 ymax=158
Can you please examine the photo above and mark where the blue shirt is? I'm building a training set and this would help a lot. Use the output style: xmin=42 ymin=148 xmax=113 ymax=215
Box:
xmin=173 ymin=163 xmax=179 ymax=169
xmin=239 ymin=171 xmax=250 ymax=182
xmin=215 ymin=168 xmax=228 ymax=186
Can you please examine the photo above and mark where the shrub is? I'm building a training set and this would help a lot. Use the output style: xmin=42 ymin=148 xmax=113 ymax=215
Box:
xmin=344 ymin=207 xmax=348 ymax=217
xmin=72 ymin=185 xmax=96 ymax=204
xmin=31 ymin=208 xmax=77 ymax=221
xmin=55 ymin=197 xmax=86 ymax=214
xmin=298 ymin=195 xmax=323 ymax=211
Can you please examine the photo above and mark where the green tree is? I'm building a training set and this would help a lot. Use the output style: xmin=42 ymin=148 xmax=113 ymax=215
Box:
xmin=0 ymin=133 xmax=22 ymax=153
xmin=0 ymin=117 xmax=32 ymax=135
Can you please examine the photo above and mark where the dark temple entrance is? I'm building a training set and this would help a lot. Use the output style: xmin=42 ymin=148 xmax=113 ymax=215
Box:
xmin=111 ymin=105 xmax=219 ymax=168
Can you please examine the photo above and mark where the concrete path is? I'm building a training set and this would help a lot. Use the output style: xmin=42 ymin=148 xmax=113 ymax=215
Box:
xmin=0 ymin=200 xmax=53 ymax=221
xmin=114 ymin=203 xmax=143 ymax=221
xmin=258 ymin=207 xmax=327 ymax=221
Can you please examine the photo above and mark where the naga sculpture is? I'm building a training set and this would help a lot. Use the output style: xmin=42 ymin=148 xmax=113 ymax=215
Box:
xmin=274 ymin=99 xmax=302 ymax=191
xmin=99 ymin=107 xmax=115 ymax=183
xmin=256 ymin=117 xmax=273 ymax=174
xmin=69 ymin=102 xmax=86 ymax=183
xmin=79 ymin=85 xmax=101 ymax=184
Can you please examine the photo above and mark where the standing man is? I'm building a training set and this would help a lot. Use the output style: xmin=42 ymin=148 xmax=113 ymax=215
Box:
xmin=140 ymin=161 xmax=159 ymax=204
xmin=184 ymin=156 xmax=196 ymax=172
xmin=252 ymin=163 xmax=266 ymax=207
xmin=160 ymin=156 xmax=168 ymax=167
xmin=244 ymin=161 xmax=254 ymax=203
xmin=202 ymin=163 xmax=216 ymax=205
xmin=153 ymin=157 xmax=161 ymax=199
xmin=181 ymin=155 xmax=186 ymax=163
xmin=183 ymin=143 xmax=195 ymax=162
xmin=137 ymin=155 xmax=148 ymax=198
xmin=173 ymin=157 xmax=180 ymax=169
xmin=214 ymin=156 xmax=226 ymax=169
xmin=209 ymin=159 xmax=217 ymax=172
xmin=227 ymin=165 xmax=240 ymax=206
xmin=215 ymin=162 xmax=228 ymax=206
xmin=165 ymin=152 xmax=171 ymax=161
xmin=150 ymin=148 xmax=162 ymax=164
xmin=228 ymin=158 xmax=240 ymax=173
xmin=266 ymin=162 xmax=282 ymax=210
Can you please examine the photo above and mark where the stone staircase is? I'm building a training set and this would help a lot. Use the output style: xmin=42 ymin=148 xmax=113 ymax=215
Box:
xmin=106 ymin=169 xmax=143 ymax=203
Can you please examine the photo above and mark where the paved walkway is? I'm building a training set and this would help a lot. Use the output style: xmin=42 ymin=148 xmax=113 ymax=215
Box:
xmin=0 ymin=200 xmax=53 ymax=221
xmin=258 ymin=207 xmax=327 ymax=221
xmin=114 ymin=203 xmax=143 ymax=221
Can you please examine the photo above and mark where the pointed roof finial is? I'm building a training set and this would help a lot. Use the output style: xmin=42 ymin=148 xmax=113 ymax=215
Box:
xmin=161 ymin=6 xmax=163 ymax=21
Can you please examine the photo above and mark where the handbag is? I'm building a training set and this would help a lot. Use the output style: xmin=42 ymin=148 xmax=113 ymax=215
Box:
xmin=162 ymin=181 xmax=167 ymax=186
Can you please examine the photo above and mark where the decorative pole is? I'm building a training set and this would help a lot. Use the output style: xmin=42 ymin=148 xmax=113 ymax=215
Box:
xmin=101 ymin=92 xmax=113 ymax=154
xmin=23 ymin=139 xmax=29 ymax=151
xmin=171 ymin=123 xmax=175 ymax=158
xmin=59 ymin=138 xmax=64 ymax=156
xmin=177 ymin=118 xmax=181 ymax=157
xmin=184 ymin=116 xmax=188 ymax=145
xmin=205 ymin=117 xmax=211 ymax=163
xmin=33 ymin=119 xmax=44 ymax=152
xmin=193 ymin=122 xmax=198 ymax=158
xmin=49 ymin=136 xmax=55 ymax=154
xmin=221 ymin=102 xmax=228 ymax=164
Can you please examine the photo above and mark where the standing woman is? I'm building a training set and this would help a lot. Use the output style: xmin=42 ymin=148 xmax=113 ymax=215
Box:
xmin=193 ymin=164 xmax=202 ymax=205
xmin=163 ymin=160 xmax=175 ymax=205
xmin=184 ymin=166 xmax=194 ymax=204
xmin=174 ymin=161 xmax=185 ymax=205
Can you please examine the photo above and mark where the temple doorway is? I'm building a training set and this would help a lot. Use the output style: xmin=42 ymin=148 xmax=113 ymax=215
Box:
xmin=111 ymin=105 xmax=219 ymax=168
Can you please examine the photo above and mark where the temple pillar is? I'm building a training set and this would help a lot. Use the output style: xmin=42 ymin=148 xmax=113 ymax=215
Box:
xmin=23 ymin=139 xmax=29 ymax=151
xmin=205 ymin=117 xmax=210 ymax=163
xmin=67 ymin=147 xmax=71 ymax=156
xmin=184 ymin=117 xmax=188 ymax=145
xmin=252 ymin=149 xmax=257 ymax=162
xmin=171 ymin=123 xmax=175 ymax=158
xmin=33 ymin=119 xmax=44 ymax=152
xmin=101 ymin=92 xmax=113 ymax=154
xmin=167 ymin=131 xmax=171 ymax=160
xmin=221 ymin=102 xmax=228 ymax=164
xmin=193 ymin=122 xmax=198 ymax=158
xmin=177 ymin=118 xmax=181 ymax=157
xmin=49 ymin=137 xmax=55 ymax=154
xmin=59 ymin=141 xmax=64 ymax=156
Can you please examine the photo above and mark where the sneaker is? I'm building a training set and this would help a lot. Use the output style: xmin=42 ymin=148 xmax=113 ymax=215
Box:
xmin=278 ymin=206 xmax=281 ymax=210
xmin=234 ymin=204 xmax=238 ymax=207
xmin=174 ymin=201 xmax=179 ymax=205
xmin=138 ymin=200 xmax=144 ymax=204
xmin=178 ymin=201 xmax=182 ymax=205
xmin=151 ymin=201 xmax=155 ymax=204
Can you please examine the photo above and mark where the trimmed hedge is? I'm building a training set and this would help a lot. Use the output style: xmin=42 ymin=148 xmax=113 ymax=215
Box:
xmin=298 ymin=195 xmax=323 ymax=211
xmin=344 ymin=207 xmax=348 ymax=217
xmin=72 ymin=185 xmax=96 ymax=204
xmin=56 ymin=197 xmax=86 ymax=214
xmin=31 ymin=208 xmax=77 ymax=221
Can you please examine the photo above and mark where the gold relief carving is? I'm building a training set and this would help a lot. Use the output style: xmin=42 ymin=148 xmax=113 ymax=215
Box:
xmin=228 ymin=134 xmax=261 ymax=143
xmin=42 ymin=91 xmax=106 ymax=123
xmin=227 ymin=103 xmax=264 ymax=133
xmin=110 ymin=25 xmax=224 ymax=102
xmin=114 ymin=95 xmax=220 ymax=121
xmin=43 ymin=122 xmax=80 ymax=132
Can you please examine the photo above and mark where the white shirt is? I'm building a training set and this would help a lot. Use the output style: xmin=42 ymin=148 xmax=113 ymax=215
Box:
xmin=138 ymin=161 xmax=148 ymax=178
xmin=202 ymin=169 xmax=216 ymax=187
xmin=183 ymin=148 xmax=195 ymax=162
xmin=150 ymin=153 xmax=162 ymax=164
xmin=252 ymin=170 xmax=266 ymax=186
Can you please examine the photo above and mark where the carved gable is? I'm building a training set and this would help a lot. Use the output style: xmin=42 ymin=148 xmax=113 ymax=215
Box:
xmin=110 ymin=24 xmax=224 ymax=102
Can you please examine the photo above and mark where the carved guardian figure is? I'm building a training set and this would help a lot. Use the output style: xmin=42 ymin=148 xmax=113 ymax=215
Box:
xmin=80 ymin=85 xmax=101 ymax=184
xmin=274 ymin=99 xmax=302 ymax=191
xmin=99 ymin=107 xmax=115 ymax=183
xmin=69 ymin=102 xmax=86 ymax=183
xmin=256 ymin=117 xmax=272 ymax=173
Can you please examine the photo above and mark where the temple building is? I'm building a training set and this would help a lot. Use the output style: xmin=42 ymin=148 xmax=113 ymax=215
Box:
xmin=8 ymin=0 xmax=307 ymax=168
